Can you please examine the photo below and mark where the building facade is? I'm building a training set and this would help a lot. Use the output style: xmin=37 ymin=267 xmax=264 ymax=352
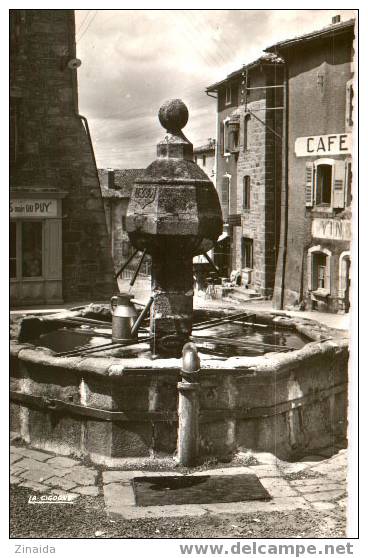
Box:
xmin=267 ymin=17 xmax=354 ymax=313
xmin=194 ymin=139 xmax=216 ymax=180
xmin=207 ymin=56 xmax=284 ymax=295
xmin=10 ymin=9 xmax=115 ymax=306
xmin=99 ymin=168 xmax=148 ymax=276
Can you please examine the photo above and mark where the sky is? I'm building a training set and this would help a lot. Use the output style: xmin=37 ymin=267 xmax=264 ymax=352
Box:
xmin=75 ymin=9 xmax=356 ymax=170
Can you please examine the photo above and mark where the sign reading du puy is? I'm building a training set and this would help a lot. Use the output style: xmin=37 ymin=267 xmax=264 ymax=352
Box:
xmin=312 ymin=218 xmax=351 ymax=241
xmin=10 ymin=199 xmax=58 ymax=217
xmin=295 ymin=133 xmax=352 ymax=157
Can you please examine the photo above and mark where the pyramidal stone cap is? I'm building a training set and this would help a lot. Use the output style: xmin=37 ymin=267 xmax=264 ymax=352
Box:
xmin=126 ymin=99 xmax=223 ymax=256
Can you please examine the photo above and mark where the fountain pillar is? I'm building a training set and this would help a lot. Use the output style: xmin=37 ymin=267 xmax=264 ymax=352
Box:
xmin=126 ymin=99 xmax=223 ymax=357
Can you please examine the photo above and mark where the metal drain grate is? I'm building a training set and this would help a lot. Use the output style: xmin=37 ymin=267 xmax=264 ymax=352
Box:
xmin=132 ymin=474 xmax=271 ymax=507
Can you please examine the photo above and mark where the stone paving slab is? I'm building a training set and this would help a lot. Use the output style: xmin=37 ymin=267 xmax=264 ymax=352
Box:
xmin=19 ymin=468 xmax=61 ymax=483
xmin=104 ymin=482 xmax=136 ymax=508
xmin=247 ymin=465 xmax=283 ymax=478
xmin=72 ymin=486 xmax=100 ymax=496
xmin=10 ymin=464 xmax=26 ymax=476
xmin=46 ymin=456 xmax=81 ymax=468
xmin=293 ymin=483 xmax=343 ymax=494
xmin=303 ymin=490 xmax=345 ymax=502
xmin=10 ymin=475 xmax=22 ymax=485
xmin=202 ymin=496 xmax=310 ymax=515
xmin=311 ymin=501 xmax=336 ymax=511
xmin=64 ymin=467 xmax=98 ymax=486
xmin=14 ymin=459 xmax=68 ymax=478
xmin=109 ymin=503 xmax=208 ymax=520
xmin=19 ymin=480 xmax=50 ymax=493
xmin=10 ymin=447 xmax=52 ymax=462
xmin=44 ymin=476 xmax=78 ymax=491
xmin=10 ymin=454 xmax=24 ymax=465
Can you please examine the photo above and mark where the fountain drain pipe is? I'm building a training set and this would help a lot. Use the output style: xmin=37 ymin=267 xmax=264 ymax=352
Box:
xmin=177 ymin=342 xmax=201 ymax=466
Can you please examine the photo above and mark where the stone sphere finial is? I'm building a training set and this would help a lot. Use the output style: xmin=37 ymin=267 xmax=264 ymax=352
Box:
xmin=158 ymin=99 xmax=189 ymax=132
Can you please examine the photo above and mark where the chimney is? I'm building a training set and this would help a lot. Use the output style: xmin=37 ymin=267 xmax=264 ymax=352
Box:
xmin=107 ymin=169 xmax=115 ymax=189
xmin=332 ymin=15 xmax=341 ymax=24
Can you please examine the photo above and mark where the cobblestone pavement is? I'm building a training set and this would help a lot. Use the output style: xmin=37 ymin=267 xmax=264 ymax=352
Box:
xmin=10 ymin=443 xmax=347 ymax=522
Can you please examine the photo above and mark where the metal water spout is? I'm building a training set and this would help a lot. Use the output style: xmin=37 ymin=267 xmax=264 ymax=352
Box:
xmin=126 ymin=99 xmax=223 ymax=357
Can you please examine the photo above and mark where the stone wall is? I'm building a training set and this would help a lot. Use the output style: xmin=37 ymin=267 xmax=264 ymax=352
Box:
xmin=10 ymin=10 xmax=116 ymax=302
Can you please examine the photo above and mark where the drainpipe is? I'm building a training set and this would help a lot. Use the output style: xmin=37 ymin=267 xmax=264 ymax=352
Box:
xmin=275 ymin=59 xmax=289 ymax=310
xmin=177 ymin=342 xmax=201 ymax=466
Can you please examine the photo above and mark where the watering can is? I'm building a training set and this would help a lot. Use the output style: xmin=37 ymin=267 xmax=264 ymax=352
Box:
xmin=111 ymin=293 xmax=138 ymax=343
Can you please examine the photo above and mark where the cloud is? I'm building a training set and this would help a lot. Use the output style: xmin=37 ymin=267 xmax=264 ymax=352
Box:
xmin=75 ymin=9 xmax=356 ymax=169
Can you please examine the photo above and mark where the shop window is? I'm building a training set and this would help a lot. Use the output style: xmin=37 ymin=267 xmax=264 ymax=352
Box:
xmin=22 ymin=221 xmax=43 ymax=277
xmin=315 ymin=164 xmax=332 ymax=205
xmin=243 ymin=176 xmax=250 ymax=210
xmin=10 ymin=222 xmax=17 ymax=278
xmin=244 ymin=113 xmax=251 ymax=151
xmin=242 ymin=238 xmax=253 ymax=268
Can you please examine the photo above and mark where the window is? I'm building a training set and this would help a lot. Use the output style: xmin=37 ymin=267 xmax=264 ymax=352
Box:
xmin=194 ymin=155 xmax=197 ymax=164
xmin=242 ymin=238 xmax=253 ymax=268
xmin=243 ymin=176 xmax=250 ymax=210
xmin=10 ymin=222 xmax=17 ymax=278
xmin=315 ymin=164 xmax=332 ymax=205
xmin=307 ymin=246 xmax=331 ymax=294
xmin=314 ymin=253 xmax=327 ymax=289
xmin=122 ymin=215 xmax=127 ymax=231
xmin=225 ymin=85 xmax=231 ymax=105
xmin=22 ymin=222 xmax=43 ymax=277
xmin=305 ymin=159 xmax=348 ymax=209
xmin=202 ymin=155 xmax=206 ymax=166
xmin=243 ymin=114 xmax=251 ymax=151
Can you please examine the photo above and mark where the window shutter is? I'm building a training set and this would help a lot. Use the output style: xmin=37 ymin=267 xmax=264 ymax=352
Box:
xmin=305 ymin=162 xmax=314 ymax=207
xmin=325 ymin=254 xmax=331 ymax=294
xmin=221 ymin=177 xmax=229 ymax=220
xmin=307 ymin=251 xmax=312 ymax=290
xmin=220 ymin=122 xmax=224 ymax=155
xmin=332 ymin=160 xmax=346 ymax=209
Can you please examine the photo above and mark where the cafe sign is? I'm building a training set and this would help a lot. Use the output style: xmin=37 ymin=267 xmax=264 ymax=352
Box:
xmin=10 ymin=199 xmax=58 ymax=218
xmin=295 ymin=133 xmax=352 ymax=157
xmin=312 ymin=218 xmax=351 ymax=241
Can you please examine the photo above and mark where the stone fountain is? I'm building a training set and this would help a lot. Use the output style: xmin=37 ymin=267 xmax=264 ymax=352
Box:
xmin=126 ymin=99 xmax=222 ymax=357
xmin=10 ymin=101 xmax=349 ymax=466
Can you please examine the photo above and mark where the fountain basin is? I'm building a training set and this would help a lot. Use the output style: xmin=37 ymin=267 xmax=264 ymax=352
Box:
xmin=10 ymin=305 xmax=349 ymax=465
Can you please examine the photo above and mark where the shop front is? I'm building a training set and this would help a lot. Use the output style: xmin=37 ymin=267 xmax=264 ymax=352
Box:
xmin=10 ymin=191 xmax=66 ymax=306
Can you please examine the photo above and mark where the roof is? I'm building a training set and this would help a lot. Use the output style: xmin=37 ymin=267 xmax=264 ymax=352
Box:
xmin=194 ymin=140 xmax=216 ymax=154
xmin=98 ymin=168 xmax=145 ymax=198
xmin=264 ymin=18 xmax=355 ymax=53
xmin=206 ymin=53 xmax=283 ymax=92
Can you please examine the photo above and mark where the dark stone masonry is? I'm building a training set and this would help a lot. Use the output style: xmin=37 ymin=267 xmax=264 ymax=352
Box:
xmin=10 ymin=10 xmax=115 ymax=305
